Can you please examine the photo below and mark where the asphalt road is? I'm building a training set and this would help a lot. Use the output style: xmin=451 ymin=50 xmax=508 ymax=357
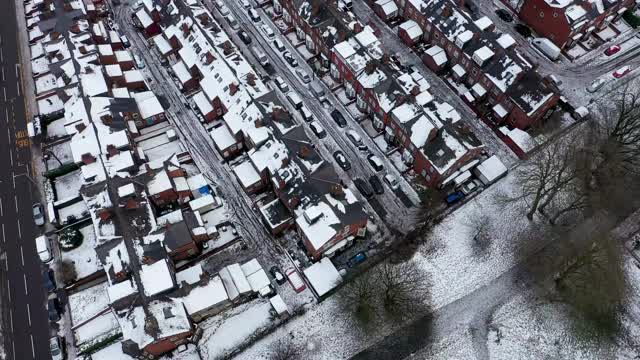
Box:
xmin=0 ymin=1 xmax=52 ymax=359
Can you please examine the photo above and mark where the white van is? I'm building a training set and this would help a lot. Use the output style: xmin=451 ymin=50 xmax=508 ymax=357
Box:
xmin=35 ymin=235 xmax=52 ymax=263
xmin=300 ymin=106 xmax=314 ymax=122
xmin=226 ymin=15 xmax=239 ymax=30
xmin=287 ymin=91 xmax=303 ymax=109
xmin=251 ymin=46 xmax=269 ymax=67
xmin=274 ymin=76 xmax=289 ymax=92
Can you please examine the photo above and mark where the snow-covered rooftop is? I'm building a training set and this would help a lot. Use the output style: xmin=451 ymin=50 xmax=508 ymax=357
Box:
xmin=303 ymin=257 xmax=343 ymax=297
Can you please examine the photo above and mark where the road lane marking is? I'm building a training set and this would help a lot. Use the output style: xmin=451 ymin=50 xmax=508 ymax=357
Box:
xmin=0 ymin=48 xmax=3 ymax=63
xmin=4 ymin=256 xmax=7 ymax=270
xmin=4 ymin=108 xmax=7 ymax=123
xmin=23 ymin=274 xmax=27 ymax=295
xmin=11 ymin=172 xmax=15 ymax=188
xmin=7 ymin=280 xmax=11 ymax=302
xmin=1 ymin=67 xmax=4 ymax=81
xmin=0 ymin=197 xmax=3 ymax=216
xmin=17 ymin=219 xmax=21 ymax=239
xmin=3 ymin=87 xmax=5 ymax=102
xmin=11 ymin=341 xmax=15 ymax=360
xmin=20 ymin=245 xmax=24 ymax=265
xmin=2 ymin=224 xmax=5 ymax=244
xmin=14 ymin=195 xmax=18 ymax=213
xmin=9 ymin=310 xmax=13 ymax=332
xmin=15 ymin=64 xmax=18 ymax=78
xmin=6 ymin=127 xmax=10 ymax=142
xmin=26 ymin=303 xmax=31 ymax=326
xmin=30 ymin=334 xmax=35 ymax=359
xmin=16 ymin=81 xmax=20 ymax=97
xmin=9 ymin=148 xmax=12 ymax=167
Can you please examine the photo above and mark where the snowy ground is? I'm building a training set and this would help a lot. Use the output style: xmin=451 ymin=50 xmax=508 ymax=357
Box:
xmin=198 ymin=299 xmax=275 ymax=359
xmin=46 ymin=118 xmax=68 ymax=139
xmin=73 ymin=311 xmax=120 ymax=352
xmin=60 ymin=224 xmax=100 ymax=279
xmin=53 ymin=169 xmax=83 ymax=202
xmin=44 ymin=140 xmax=74 ymax=170
xmin=68 ymin=281 xmax=111 ymax=326
xmin=57 ymin=200 xmax=89 ymax=224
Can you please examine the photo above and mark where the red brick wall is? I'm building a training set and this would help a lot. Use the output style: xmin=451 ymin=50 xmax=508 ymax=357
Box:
xmin=518 ymin=0 xmax=570 ymax=47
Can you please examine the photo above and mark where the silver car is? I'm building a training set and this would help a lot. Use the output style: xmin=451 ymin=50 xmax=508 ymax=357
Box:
xmin=49 ymin=336 xmax=63 ymax=360
xmin=33 ymin=203 xmax=45 ymax=226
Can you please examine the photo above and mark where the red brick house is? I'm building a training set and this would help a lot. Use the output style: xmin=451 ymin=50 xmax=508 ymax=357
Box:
xmin=518 ymin=0 xmax=634 ymax=49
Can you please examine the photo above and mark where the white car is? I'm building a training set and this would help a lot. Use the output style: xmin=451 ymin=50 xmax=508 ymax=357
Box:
xmin=295 ymin=68 xmax=311 ymax=84
xmin=49 ymin=337 xmax=63 ymax=360
xmin=219 ymin=4 xmax=230 ymax=16
xmin=134 ymin=54 xmax=145 ymax=69
xmin=587 ymin=78 xmax=606 ymax=93
xmin=383 ymin=173 xmax=400 ymax=190
xmin=240 ymin=0 xmax=251 ymax=9
xmin=261 ymin=24 xmax=275 ymax=39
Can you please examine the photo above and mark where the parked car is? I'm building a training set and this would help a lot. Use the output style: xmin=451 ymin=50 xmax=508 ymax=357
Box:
xmin=383 ymin=173 xmax=400 ymax=191
xmin=333 ymin=150 xmax=350 ymax=170
xmin=295 ymin=68 xmax=311 ymax=83
xmin=463 ymin=1 xmax=478 ymax=14
xmin=347 ymin=252 xmax=367 ymax=267
xmin=286 ymin=91 xmax=303 ymax=109
xmin=32 ymin=203 xmax=45 ymax=226
xmin=49 ymin=336 xmax=63 ymax=360
xmin=495 ymin=9 xmax=513 ymax=22
xmin=240 ymin=0 xmax=251 ymax=9
xmin=445 ymin=191 xmax=465 ymax=205
xmin=274 ymin=76 xmax=289 ymax=92
xmin=47 ymin=297 xmax=61 ymax=322
xmin=261 ymin=24 xmax=275 ymax=39
xmin=346 ymin=129 xmax=367 ymax=151
xmin=369 ymin=175 xmax=384 ymax=194
xmin=218 ymin=4 xmax=230 ymax=16
xmin=248 ymin=8 xmax=261 ymax=23
xmin=460 ymin=180 xmax=481 ymax=195
xmin=300 ymin=106 xmax=314 ymax=122
xmin=120 ymin=34 xmax=130 ymax=48
xmin=309 ymin=121 xmax=326 ymax=138
xmin=132 ymin=0 xmax=143 ymax=10
xmin=134 ymin=55 xmax=145 ymax=69
xmin=283 ymin=51 xmax=298 ymax=67
xmin=514 ymin=23 xmax=532 ymax=38
xmin=330 ymin=109 xmax=347 ymax=127
xmin=237 ymin=30 xmax=252 ymax=44
xmin=273 ymin=38 xmax=286 ymax=52
xmin=35 ymin=235 xmax=52 ymax=263
xmin=285 ymin=268 xmax=306 ymax=293
xmin=214 ymin=0 xmax=225 ymax=8
xmin=226 ymin=15 xmax=240 ymax=30
xmin=270 ymin=266 xmax=286 ymax=285
xmin=613 ymin=65 xmax=631 ymax=78
xmin=354 ymin=178 xmax=374 ymax=198
xmin=604 ymin=44 xmax=621 ymax=56
xmin=366 ymin=154 xmax=384 ymax=172
xmin=587 ymin=78 xmax=606 ymax=93
xmin=42 ymin=268 xmax=56 ymax=293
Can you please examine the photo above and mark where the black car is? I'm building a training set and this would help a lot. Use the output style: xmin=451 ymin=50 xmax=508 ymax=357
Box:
xmin=330 ymin=109 xmax=347 ymax=127
xmin=333 ymin=151 xmax=351 ymax=171
xmin=283 ymin=51 xmax=298 ymax=67
xmin=270 ymin=266 xmax=286 ymax=285
xmin=369 ymin=175 xmax=384 ymax=195
xmin=237 ymin=30 xmax=252 ymax=45
xmin=309 ymin=121 xmax=326 ymax=139
xmin=463 ymin=1 xmax=478 ymax=14
xmin=48 ymin=297 xmax=61 ymax=322
xmin=495 ymin=9 xmax=514 ymax=22
xmin=42 ymin=268 xmax=56 ymax=293
xmin=514 ymin=23 xmax=532 ymax=38
xmin=354 ymin=178 xmax=374 ymax=198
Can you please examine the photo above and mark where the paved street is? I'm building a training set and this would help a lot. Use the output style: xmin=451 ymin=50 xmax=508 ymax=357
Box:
xmin=0 ymin=1 xmax=51 ymax=359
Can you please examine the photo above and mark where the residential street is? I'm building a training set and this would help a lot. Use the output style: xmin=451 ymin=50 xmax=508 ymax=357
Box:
xmin=0 ymin=1 xmax=51 ymax=358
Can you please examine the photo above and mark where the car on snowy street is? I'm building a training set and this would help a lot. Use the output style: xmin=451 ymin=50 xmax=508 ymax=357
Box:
xmin=270 ymin=266 xmax=286 ymax=285
xmin=333 ymin=151 xmax=351 ymax=170
xmin=354 ymin=178 xmax=374 ymax=198
xmin=495 ymin=9 xmax=513 ymax=22
xmin=261 ymin=24 xmax=275 ymax=39
xmin=604 ymin=44 xmax=621 ymax=56
xmin=237 ymin=30 xmax=252 ymax=44
xmin=366 ymin=154 xmax=384 ymax=172
xmin=514 ymin=24 xmax=532 ymax=38
xmin=283 ymin=51 xmax=298 ymax=67
xmin=273 ymin=38 xmax=286 ymax=52
xmin=309 ymin=121 xmax=326 ymax=138
xmin=331 ymin=109 xmax=347 ymax=127
xmin=613 ymin=65 xmax=631 ymax=78
xmin=285 ymin=268 xmax=306 ymax=293
xmin=587 ymin=78 xmax=606 ymax=92
xmin=49 ymin=336 xmax=64 ymax=360
xmin=33 ymin=203 xmax=45 ymax=226
xmin=369 ymin=175 xmax=384 ymax=194
xmin=249 ymin=8 xmax=261 ymax=23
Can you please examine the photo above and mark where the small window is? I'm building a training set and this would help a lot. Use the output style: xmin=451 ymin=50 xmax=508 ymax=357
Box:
xmin=539 ymin=11 xmax=544 ymax=18
xmin=553 ymin=12 xmax=558 ymax=17
xmin=472 ymin=69 xmax=478 ymax=76
xmin=434 ymin=32 xmax=439 ymax=39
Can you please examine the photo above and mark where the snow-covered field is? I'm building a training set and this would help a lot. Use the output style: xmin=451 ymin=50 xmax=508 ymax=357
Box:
xmin=57 ymin=200 xmax=89 ymax=223
xmin=69 ymin=281 xmax=111 ymax=326
xmin=46 ymin=118 xmax=67 ymax=139
xmin=61 ymin=224 xmax=100 ymax=279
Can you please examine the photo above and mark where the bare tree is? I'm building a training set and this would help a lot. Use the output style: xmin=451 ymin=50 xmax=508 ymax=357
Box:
xmin=509 ymin=139 xmax=579 ymax=220
xmin=337 ymin=271 xmax=379 ymax=326
xmin=269 ymin=337 xmax=301 ymax=360
xmin=377 ymin=261 xmax=430 ymax=318
xmin=554 ymin=231 xmax=626 ymax=334
xmin=466 ymin=213 xmax=492 ymax=258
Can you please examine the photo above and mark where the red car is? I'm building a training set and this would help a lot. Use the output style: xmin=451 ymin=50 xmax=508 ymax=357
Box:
xmin=613 ymin=65 xmax=631 ymax=78
xmin=604 ymin=45 xmax=621 ymax=56
xmin=285 ymin=268 xmax=306 ymax=293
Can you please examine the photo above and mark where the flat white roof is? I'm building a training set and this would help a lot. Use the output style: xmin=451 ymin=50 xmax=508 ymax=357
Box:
xmin=303 ymin=258 xmax=342 ymax=297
